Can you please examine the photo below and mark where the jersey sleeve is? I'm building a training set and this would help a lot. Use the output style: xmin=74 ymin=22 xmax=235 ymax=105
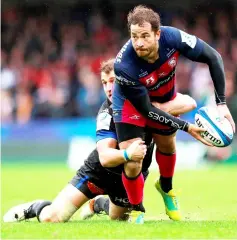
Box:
xmin=96 ymin=109 xmax=117 ymax=142
xmin=163 ymin=26 xmax=204 ymax=60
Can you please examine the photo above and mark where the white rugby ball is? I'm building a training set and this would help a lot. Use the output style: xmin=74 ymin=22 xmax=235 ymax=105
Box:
xmin=195 ymin=106 xmax=233 ymax=147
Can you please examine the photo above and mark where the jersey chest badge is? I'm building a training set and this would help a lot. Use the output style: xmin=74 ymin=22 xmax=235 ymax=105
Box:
xmin=168 ymin=57 xmax=177 ymax=68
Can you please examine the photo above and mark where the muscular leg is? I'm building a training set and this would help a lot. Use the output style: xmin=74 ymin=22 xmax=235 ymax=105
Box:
xmin=119 ymin=138 xmax=145 ymax=209
xmin=153 ymin=132 xmax=176 ymax=192
xmin=3 ymin=184 xmax=90 ymax=223
xmin=39 ymin=184 xmax=89 ymax=222
xmin=120 ymin=138 xmax=144 ymax=178
xmin=114 ymin=123 xmax=146 ymax=211
xmin=152 ymin=132 xmax=181 ymax=221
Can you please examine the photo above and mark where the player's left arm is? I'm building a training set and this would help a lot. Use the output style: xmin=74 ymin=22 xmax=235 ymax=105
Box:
xmin=152 ymin=93 xmax=197 ymax=116
xmin=196 ymin=42 xmax=235 ymax=132
xmin=165 ymin=27 xmax=235 ymax=132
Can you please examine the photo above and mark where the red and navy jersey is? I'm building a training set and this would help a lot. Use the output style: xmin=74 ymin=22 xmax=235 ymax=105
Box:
xmin=113 ymin=26 xmax=204 ymax=110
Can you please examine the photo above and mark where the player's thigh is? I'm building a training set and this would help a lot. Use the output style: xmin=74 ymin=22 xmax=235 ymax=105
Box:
xmin=115 ymin=123 xmax=145 ymax=149
xmin=40 ymin=184 xmax=89 ymax=222
xmin=109 ymin=200 xmax=130 ymax=221
xmin=49 ymin=168 xmax=105 ymax=219
xmin=152 ymin=132 xmax=177 ymax=153
xmin=51 ymin=184 xmax=89 ymax=209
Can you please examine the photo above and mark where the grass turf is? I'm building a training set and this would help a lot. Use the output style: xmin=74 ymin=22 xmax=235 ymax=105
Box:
xmin=1 ymin=163 xmax=237 ymax=239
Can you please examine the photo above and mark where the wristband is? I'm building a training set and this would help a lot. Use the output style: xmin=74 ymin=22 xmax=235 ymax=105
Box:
xmin=123 ymin=150 xmax=130 ymax=161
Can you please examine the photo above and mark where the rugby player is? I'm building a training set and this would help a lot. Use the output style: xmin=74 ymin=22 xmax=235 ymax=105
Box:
xmin=3 ymin=59 xmax=149 ymax=223
xmin=3 ymin=59 xmax=196 ymax=224
xmin=112 ymin=5 xmax=235 ymax=222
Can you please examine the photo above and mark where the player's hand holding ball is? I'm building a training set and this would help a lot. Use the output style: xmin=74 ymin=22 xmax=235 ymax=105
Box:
xmin=193 ymin=106 xmax=234 ymax=147
xmin=126 ymin=139 xmax=147 ymax=162
xmin=217 ymin=104 xmax=235 ymax=133
xmin=187 ymin=124 xmax=214 ymax=147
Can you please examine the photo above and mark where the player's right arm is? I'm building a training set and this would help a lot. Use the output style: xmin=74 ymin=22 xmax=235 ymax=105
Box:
xmin=97 ymin=138 xmax=146 ymax=167
xmin=114 ymin=65 xmax=212 ymax=146
xmin=96 ymin=104 xmax=147 ymax=167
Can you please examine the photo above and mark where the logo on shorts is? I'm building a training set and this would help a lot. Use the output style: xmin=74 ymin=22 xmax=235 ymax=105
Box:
xmin=168 ymin=57 xmax=177 ymax=68
xmin=114 ymin=197 xmax=129 ymax=204
xmin=129 ymin=114 xmax=140 ymax=120
xmin=87 ymin=181 xmax=104 ymax=195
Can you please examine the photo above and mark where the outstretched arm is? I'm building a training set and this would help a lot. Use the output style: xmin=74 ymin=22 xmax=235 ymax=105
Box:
xmin=113 ymin=76 xmax=212 ymax=146
xmin=195 ymin=42 xmax=235 ymax=132
xmin=164 ymin=26 xmax=235 ymax=132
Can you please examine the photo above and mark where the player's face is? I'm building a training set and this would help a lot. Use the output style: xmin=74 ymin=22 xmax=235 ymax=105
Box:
xmin=101 ymin=70 xmax=115 ymax=102
xmin=130 ymin=22 xmax=160 ymax=61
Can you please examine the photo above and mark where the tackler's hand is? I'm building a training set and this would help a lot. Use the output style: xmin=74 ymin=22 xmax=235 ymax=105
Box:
xmin=126 ymin=139 xmax=147 ymax=162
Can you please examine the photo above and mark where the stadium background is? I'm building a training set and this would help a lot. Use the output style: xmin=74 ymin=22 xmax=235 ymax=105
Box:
xmin=2 ymin=0 xmax=237 ymax=167
xmin=1 ymin=0 xmax=237 ymax=238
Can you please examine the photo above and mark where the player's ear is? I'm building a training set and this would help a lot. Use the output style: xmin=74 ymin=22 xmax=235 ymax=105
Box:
xmin=156 ymin=30 xmax=161 ymax=40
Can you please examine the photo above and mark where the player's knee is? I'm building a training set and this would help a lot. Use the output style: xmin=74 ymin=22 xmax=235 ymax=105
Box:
xmin=157 ymin=139 xmax=176 ymax=154
xmin=39 ymin=202 xmax=76 ymax=223
xmin=124 ymin=161 xmax=142 ymax=177
xmin=158 ymin=145 xmax=176 ymax=154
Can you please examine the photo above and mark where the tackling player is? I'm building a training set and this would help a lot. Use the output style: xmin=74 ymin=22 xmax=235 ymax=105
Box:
xmin=3 ymin=59 xmax=150 ymax=224
xmin=3 ymin=59 xmax=197 ymax=224
xmin=112 ymin=5 xmax=235 ymax=222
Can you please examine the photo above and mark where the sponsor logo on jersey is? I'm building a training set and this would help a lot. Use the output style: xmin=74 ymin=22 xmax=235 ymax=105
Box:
xmin=145 ymin=76 xmax=155 ymax=86
xmin=115 ymin=75 xmax=136 ymax=86
xmin=149 ymin=70 xmax=175 ymax=91
xmin=112 ymin=110 xmax=120 ymax=116
xmin=140 ymin=72 xmax=157 ymax=87
xmin=158 ymin=72 xmax=166 ymax=77
xmin=116 ymin=40 xmax=130 ymax=63
xmin=139 ymin=71 xmax=149 ymax=78
xmin=167 ymin=48 xmax=176 ymax=57
xmin=129 ymin=114 xmax=141 ymax=120
xmin=148 ymin=111 xmax=184 ymax=130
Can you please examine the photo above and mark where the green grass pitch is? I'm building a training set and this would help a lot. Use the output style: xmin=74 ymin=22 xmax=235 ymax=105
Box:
xmin=1 ymin=163 xmax=237 ymax=239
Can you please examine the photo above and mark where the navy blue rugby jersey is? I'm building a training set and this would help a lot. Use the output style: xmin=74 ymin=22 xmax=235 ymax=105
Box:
xmin=113 ymin=26 xmax=204 ymax=109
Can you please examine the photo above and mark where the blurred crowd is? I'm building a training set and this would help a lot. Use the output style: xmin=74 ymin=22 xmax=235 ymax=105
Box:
xmin=1 ymin=1 xmax=237 ymax=125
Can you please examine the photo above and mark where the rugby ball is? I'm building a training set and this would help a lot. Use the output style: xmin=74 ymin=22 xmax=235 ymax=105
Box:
xmin=195 ymin=106 xmax=233 ymax=147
